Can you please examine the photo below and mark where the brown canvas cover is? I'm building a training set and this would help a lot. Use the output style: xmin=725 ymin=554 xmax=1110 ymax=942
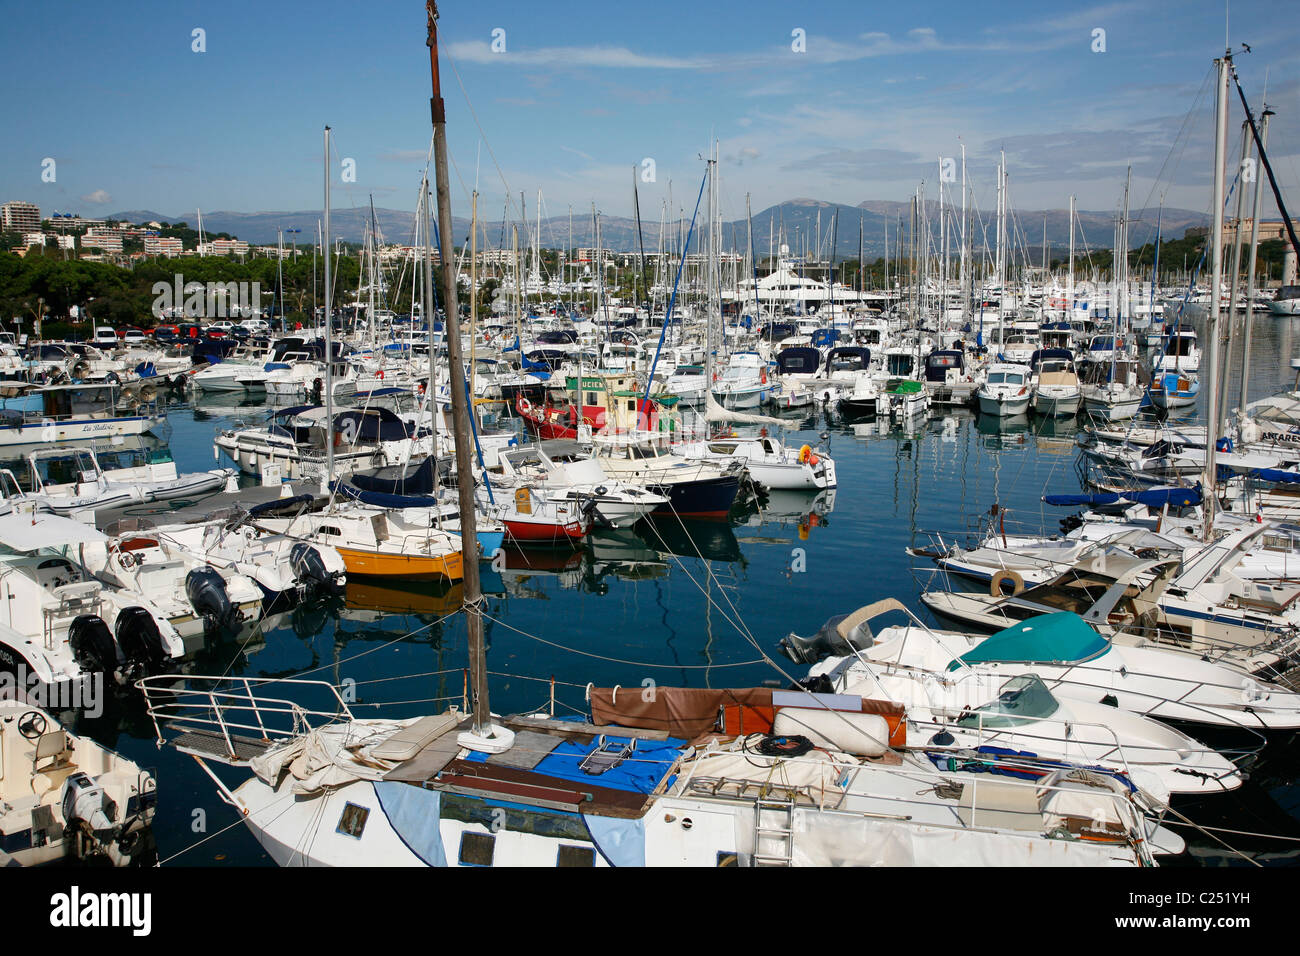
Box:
xmin=588 ymin=686 xmax=775 ymax=741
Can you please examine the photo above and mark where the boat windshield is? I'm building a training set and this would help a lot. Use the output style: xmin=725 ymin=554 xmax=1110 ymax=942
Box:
xmin=987 ymin=371 xmax=1023 ymax=385
xmin=955 ymin=674 xmax=1059 ymax=729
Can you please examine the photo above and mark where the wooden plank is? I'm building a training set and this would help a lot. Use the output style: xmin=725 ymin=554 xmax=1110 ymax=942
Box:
xmin=502 ymin=715 xmax=670 ymax=742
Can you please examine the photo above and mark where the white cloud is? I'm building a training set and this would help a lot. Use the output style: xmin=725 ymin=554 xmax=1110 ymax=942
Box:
xmin=80 ymin=189 xmax=112 ymax=204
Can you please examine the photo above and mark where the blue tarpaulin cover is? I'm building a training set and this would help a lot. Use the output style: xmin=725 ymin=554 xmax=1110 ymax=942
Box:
xmin=949 ymin=613 xmax=1109 ymax=671
xmin=462 ymin=733 xmax=685 ymax=795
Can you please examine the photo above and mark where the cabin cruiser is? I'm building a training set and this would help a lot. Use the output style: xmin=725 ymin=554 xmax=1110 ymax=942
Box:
xmin=1079 ymin=359 xmax=1145 ymax=422
xmin=711 ymin=352 xmax=775 ymax=410
xmin=0 ymin=383 xmax=163 ymax=447
xmin=1029 ymin=349 xmax=1081 ymax=417
xmin=590 ymin=438 xmax=743 ymax=519
xmin=488 ymin=441 xmax=666 ymax=529
xmin=215 ymin=404 xmax=435 ymax=484
xmin=671 ymin=435 xmax=836 ymax=491
xmin=976 ymin=364 xmax=1032 ymax=418
xmin=1152 ymin=328 xmax=1200 ymax=374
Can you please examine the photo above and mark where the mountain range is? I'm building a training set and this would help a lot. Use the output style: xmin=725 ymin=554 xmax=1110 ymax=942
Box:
xmin=107 ymin=198 xmax=1209 ymax=259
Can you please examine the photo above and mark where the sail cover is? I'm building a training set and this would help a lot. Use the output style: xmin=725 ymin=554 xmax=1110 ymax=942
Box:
xmin=1042 ymin=485 xmax=1201 ymax=508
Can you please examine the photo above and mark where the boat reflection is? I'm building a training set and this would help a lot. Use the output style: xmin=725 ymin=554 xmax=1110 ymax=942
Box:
xmin=637 ymin=516 xmax=742 ymax=563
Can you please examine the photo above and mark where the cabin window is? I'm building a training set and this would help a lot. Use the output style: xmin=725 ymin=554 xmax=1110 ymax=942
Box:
xmin=336 ymin=802 xmax=369 ymax=838
xmin=459 ymin=831 xmax=496 ymax=866
xmin=627 ymin=400 xmax=636 ymax=412
xmin=587 ymin=393 xmax=598 ymax=405
xmin=556 ymin=844 xmax=595 ymax=868
xmin=319 ymin=526 xmax=342 ymax=537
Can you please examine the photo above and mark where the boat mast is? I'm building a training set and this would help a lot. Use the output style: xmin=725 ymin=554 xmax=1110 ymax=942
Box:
xmin=960 ymin=143 xmax=968 ymax=325
xmin=1068 ymin=195 xmax=1075 ymax=312
xmin=1218 ymin=119 xmax=1252 ymax=429
xmin=1203 ymin=51 xmax=1231 ymax=541
xmin=426 ymin=1 xmax=499 ymax=745
xmin=423 ymin=174 xmax=437 ymax=450
xmin=324 ymin=126 xmax=335 ymax=487
xmin=1239 ymin=99 xmax=1272 ymax=417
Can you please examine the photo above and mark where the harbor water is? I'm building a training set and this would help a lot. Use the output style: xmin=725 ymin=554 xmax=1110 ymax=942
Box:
xmin=53 ymin=311 xmax=1300 ymax=867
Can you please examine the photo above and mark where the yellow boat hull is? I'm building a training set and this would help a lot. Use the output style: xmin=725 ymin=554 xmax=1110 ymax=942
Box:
xmin=336 ymin=546 xmax=464 ymax=581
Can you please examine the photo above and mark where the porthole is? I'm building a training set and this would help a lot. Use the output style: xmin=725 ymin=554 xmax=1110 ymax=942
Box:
xmin=556 ymin=844 xmax=594 ymax=868
xmin=336 ymin=802 xmax=369 ymax=839
xmin=459 ymin=831 xmax=496 ymax=866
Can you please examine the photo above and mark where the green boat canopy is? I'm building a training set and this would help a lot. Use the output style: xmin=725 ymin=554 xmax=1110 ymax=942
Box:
xmin=948 ymin=613 xmax=1109 ymax=671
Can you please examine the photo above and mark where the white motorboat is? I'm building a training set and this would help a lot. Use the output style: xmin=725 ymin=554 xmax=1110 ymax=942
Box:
xmin=0 ymin=698 xmax=156 ymax=866
xmin=671 ymin=435 xmax=836 ymax=491
xmin=976 ymin=363 xmax=1032 ymax=417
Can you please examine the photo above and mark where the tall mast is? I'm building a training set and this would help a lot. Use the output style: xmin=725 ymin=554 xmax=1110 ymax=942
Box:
xmin=1068 ymin=195 xmax=1075 ymax=311
xmin=1219 ymin=119 xmax=1252 ymax=429
xmin=1203 ymin=51 xmax=1231 ymax=540
xmin=323 ymin=126 xmax=334 ymax=486
xmin=423 ymin=175 xmax=437 ymax=450
xmin=426 ymin=2 xmax=499 ymax=745
xmin=1239 ymin=101 xmax=1272 ymax=417
xmin=960 ymin=143 xmax=968 ymax=324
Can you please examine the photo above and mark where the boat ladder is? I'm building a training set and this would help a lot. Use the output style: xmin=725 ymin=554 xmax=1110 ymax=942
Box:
xmin=751 ymin=796 xmax=795 ymax=867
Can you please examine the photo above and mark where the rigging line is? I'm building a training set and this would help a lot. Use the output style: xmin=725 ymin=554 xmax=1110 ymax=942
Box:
xmin=275 ymin=607 xmax=461 ymax=683
xmin=479 ymin=609 xmax=765 ymax=668
xmin=443 ymin=44 xmax=524 ymax=227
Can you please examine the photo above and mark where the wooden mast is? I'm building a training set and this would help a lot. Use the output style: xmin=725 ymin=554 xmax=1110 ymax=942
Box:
xmin=425 ymin=1 xmax=503 ymax=746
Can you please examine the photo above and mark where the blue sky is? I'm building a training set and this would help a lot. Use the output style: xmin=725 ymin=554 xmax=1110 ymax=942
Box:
xmin=3 ymin=0 xmax=1298 ymax=231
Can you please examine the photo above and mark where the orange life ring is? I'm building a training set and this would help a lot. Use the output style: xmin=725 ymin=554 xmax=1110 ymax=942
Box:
xmin=990 ymin=570 xmax=1024 ymax=597
xmin=798 ymin=444 xmax=812 ymax=463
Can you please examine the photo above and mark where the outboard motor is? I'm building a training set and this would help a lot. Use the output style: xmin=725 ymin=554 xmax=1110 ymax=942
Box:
xmin=289 ymin=543 xmax=345 ymax=596
xmin=114 ymin=607 xmax=170 ymax=679
xmin=61 ymin=772 xmax=117 ymax=848
xmin=185 ymin=567 xmax=236 ymax=631
xmin=778 ymin=613 xmax=873 ymax=666
xmin=68 ymin=615 xmax=119 ymax=683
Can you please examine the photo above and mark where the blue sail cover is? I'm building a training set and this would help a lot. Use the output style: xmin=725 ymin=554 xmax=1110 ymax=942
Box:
xmin=330 ymin=480 xmax=440 ymax=509
xmin=1248 ymin=468 xmax=1300 ymax=485
xmin=1042 ymin=485 xmax=1201 ymax=508
xmin=949 ymin=613 xmax=1109 ymax=671
xmin=349 ymin=456 xmax=436 ymax=495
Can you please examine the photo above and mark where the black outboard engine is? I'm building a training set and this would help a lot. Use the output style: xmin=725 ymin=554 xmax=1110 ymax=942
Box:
xmin=778 ymin=613 xmax=874 ymax=666
xmin=185 ymin=567 xmax=235 ymax=631
xmin=114 ymin=607 xmax=169 ymax=680
xmin=289 ymin=543 xmax=344 ymax=596
xmin=68 ymin=615 xmax=119 ymax=683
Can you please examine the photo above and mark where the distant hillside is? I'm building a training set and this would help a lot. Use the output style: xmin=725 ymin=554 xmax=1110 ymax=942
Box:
xmin=108 ymin=199 xmax=1209 ymax=258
